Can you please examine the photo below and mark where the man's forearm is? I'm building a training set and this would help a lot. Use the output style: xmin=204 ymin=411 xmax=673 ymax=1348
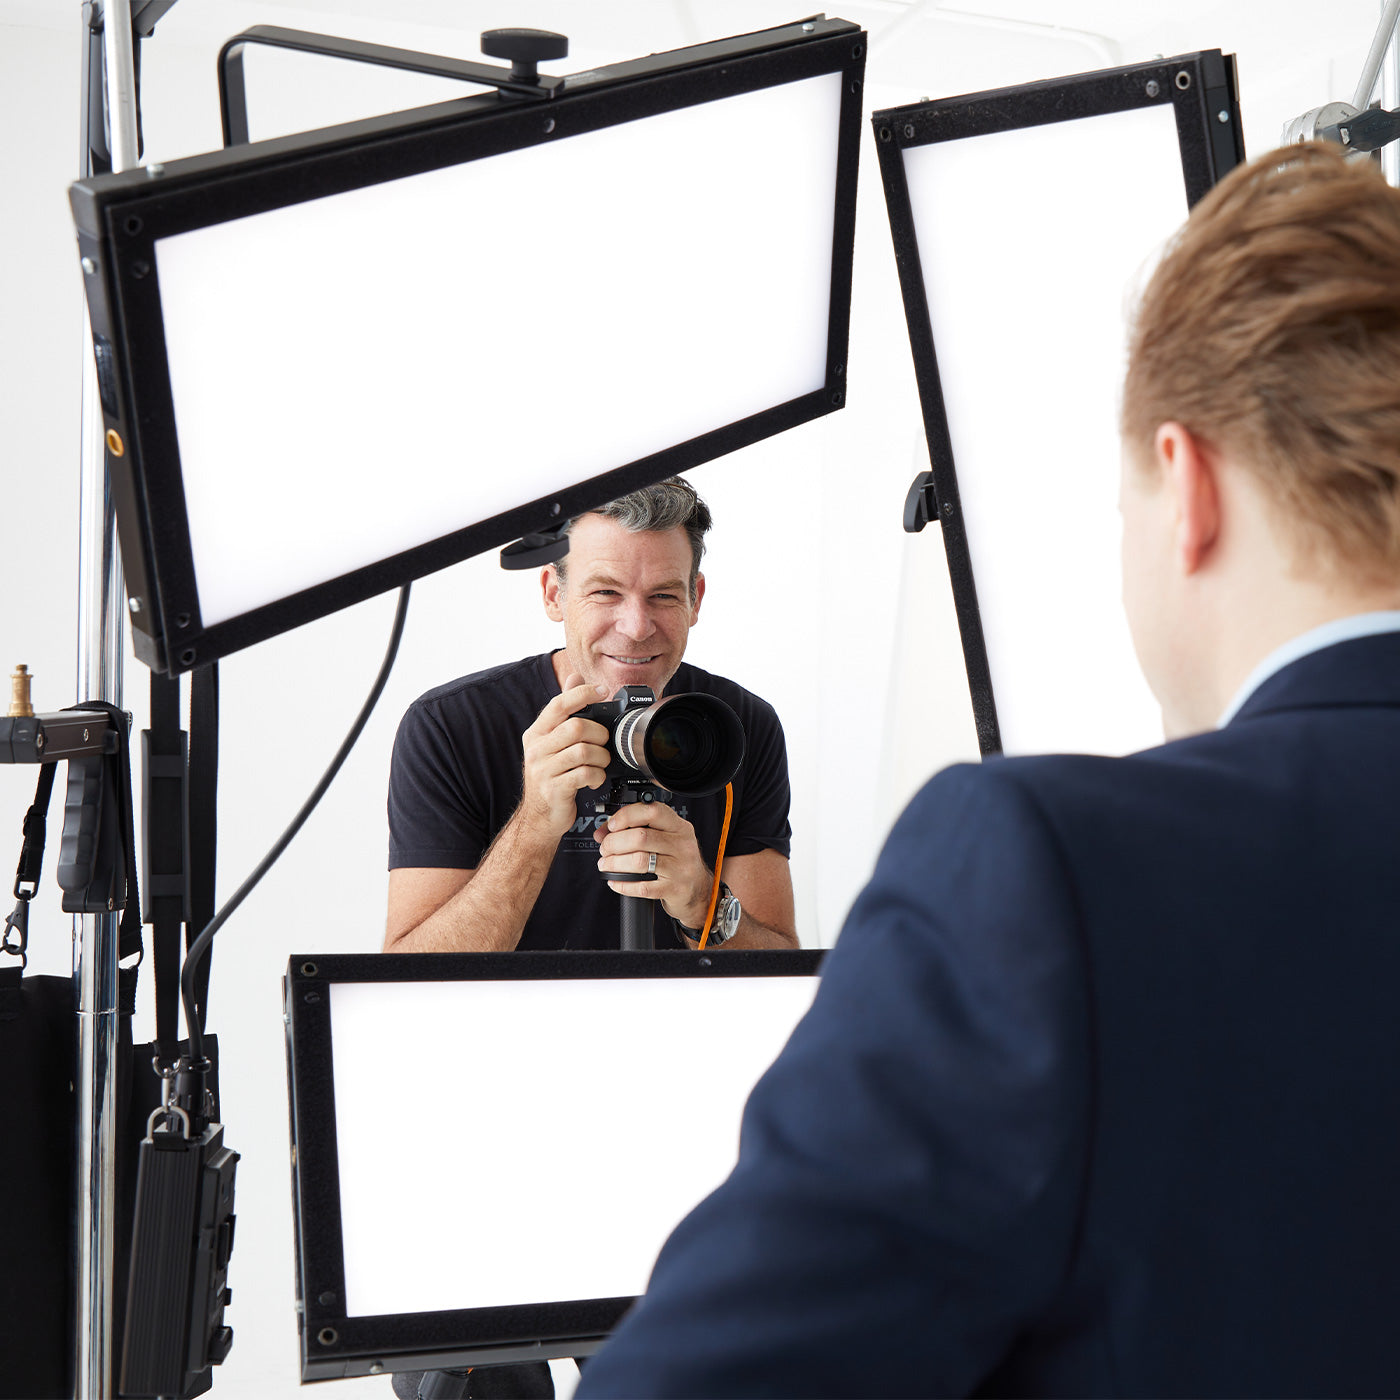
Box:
xmin=717 ymin=913 xmax=799 ymax=950
xmin=390 ymin=812 xmax=560 ymax=953
xmin=677 ymin=910 xmax=798 ymax=952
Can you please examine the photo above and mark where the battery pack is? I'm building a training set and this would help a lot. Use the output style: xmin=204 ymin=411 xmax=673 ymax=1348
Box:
xmin=120 ymin=1121 xmax=238 ymax=1398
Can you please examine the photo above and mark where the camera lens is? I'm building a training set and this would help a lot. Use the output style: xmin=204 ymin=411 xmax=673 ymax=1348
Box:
xmin=623 ymin=694 xmax=744 ymax=796
xmin=649 ymin=712 xmax=709 ymax=773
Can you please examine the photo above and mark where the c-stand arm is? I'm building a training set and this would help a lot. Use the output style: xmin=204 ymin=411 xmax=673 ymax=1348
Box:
xmin=1282 ymin=0 xmax=1400 ymax=160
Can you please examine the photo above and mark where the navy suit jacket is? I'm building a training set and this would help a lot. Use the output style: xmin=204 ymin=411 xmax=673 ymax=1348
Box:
xmin=577 ymin=634 xmax=1400 ymax=1398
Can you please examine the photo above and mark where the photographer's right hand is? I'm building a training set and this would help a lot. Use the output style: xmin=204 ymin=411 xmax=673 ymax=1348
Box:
xmin=519 ymin=675 xmax=612 ymax=839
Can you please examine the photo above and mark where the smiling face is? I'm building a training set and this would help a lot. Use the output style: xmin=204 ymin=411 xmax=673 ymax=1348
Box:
xmin=542 ymin=512 xmax=704 ymax=698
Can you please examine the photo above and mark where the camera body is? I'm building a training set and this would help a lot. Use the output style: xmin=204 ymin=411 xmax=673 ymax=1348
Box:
xmin=577 ymin=685 xmax=661 ymax=788
xmin=577 ymin=685 xmax=744 ymax=799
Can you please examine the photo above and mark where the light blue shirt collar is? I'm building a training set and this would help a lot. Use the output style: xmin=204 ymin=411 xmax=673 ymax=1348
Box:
xmin=1217 ymin=610 xmax=1400 ymax=728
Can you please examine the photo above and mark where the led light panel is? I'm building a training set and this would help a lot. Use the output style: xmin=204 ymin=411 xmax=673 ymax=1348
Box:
xmin=157 ymin=75 xmax=840 ymax=630
xmin=70 ymin=19 xmax=864 ymax=673
xmin=285 ymin=952 xmax=823 ymax=1379
xmin=875 ymin=53 xmax=1244 ymax=756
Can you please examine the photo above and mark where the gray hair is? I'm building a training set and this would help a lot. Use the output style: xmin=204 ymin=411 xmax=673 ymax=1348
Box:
xmin=555 ymin=477 xmax=712 ymax=600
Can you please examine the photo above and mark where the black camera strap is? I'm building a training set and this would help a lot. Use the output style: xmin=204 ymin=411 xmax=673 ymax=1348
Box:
xmin=146 ymin=673 xmax=185 ymax=1065
xmin=1 ymin=701 xmax=144 ymax=1006
xmin=187 ymin=663 xmax=218 ymax=1032
xmin=1 ymin=763 xmax=58 ymax=982
xmin=78 ymin=701 xmax=146 ymax=992
xmin=144 ymin=663 xmax=218 ymax=1061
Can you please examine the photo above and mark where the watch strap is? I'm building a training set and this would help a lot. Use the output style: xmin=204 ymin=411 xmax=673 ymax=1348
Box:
xmin=679 ymin=882 xmax=736 ymax=942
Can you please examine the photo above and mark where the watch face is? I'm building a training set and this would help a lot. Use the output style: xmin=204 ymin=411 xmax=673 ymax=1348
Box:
xmin=718 ymin=890 xmax=741 ymax=941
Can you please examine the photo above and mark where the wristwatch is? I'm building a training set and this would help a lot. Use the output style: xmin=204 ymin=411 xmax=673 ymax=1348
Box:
xmin=680 ymin=883 xmax=741 ymax=945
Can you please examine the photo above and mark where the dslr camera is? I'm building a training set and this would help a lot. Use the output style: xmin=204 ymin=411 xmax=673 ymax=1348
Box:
xmin=578 ymin=685 xmax=744 ymax=798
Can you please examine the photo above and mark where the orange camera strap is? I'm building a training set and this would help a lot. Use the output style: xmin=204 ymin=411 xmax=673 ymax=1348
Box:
xmin=696 ymin=782 xmax=734 ymax=951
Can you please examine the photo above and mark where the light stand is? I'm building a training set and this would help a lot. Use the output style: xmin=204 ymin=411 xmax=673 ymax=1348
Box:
xmin=76 ymin=5 xmax=175 ymax=1394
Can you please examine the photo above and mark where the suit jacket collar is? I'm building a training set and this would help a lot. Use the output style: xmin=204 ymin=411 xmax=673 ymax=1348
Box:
xmin=1231 ymin=632 xmax=1400 ymax=724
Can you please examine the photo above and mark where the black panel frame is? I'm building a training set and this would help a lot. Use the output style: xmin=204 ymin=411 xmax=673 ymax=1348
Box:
xmin=284 ymin=949 xmax=824 ymax=1381
xmin=70 ymin=16 xmax=865 ymax=675
xmin=873 ymin=51 xmax=1244 ymax=754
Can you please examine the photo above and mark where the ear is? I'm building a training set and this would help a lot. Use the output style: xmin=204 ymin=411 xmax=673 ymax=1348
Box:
xmin=541 ymin=564 xmax=565 ymax=622
xmin=690 ymin=572 xmax=705 ymax=624
xmin=1155 ymin=422 xmax=1221 ymax=576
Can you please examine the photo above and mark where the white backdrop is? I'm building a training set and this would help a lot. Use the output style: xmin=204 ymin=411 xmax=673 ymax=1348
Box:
xmin=0 ymin=1 xmax=1386 ymax=1395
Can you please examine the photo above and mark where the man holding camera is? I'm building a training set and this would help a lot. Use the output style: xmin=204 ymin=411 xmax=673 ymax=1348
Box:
xmin=576 ymin=145 xmax=1400 ymax=1396
xmin=384 ymin=477 xmax=798 ymax=954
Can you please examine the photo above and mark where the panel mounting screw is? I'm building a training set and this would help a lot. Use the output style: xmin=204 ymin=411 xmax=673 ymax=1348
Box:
xmin=317 ymin=1328 xmax=339 ymax=1347
xmin=904 ymin=123 xmax=916 ymax=139
xmin=145 ymin=162 xmax=165 ymax=178
xmin=128 ymin=597 xmax=141 ymax=613
xmin=1175 ymin=70 xmax=1191 ymax=90
xmin=802 ymin=21 xmax=815 ymax=31
xmin=81 ymin=256 xmax=97 ymax=274
xmin=1340 ymin=125 xmax=1351 ymax=144
xmin=1218 ymin=109 xmax=1230 ymax=124
xmin=1145 ymin=80 xmax=1160 ymax=98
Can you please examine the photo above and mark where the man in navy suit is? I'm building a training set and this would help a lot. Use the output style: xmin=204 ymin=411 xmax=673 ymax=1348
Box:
xmin=576 ymin=143 xmax=1400 ymax=1397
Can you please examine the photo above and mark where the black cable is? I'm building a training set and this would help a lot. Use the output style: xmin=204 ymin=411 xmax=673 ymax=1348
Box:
xmin=180 ymin=584 xmax=411 ymax=1064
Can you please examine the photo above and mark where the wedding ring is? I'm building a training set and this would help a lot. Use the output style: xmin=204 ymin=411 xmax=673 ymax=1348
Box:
xmin=647 ymin=851 xmax=658 ymax=875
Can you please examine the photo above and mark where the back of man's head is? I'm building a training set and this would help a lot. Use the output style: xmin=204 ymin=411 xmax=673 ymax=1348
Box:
xmin=556 ymin=476 xmax=712 ymax=600
xmin=1123 ymin=143 xmax=1400 ymax=584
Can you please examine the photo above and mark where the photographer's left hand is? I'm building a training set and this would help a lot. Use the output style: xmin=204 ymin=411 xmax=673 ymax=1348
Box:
xmin=595 ymin=802 xmax=712 ymax=930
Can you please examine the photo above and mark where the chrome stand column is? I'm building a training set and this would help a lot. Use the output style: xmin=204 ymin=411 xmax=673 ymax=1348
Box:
xmin=75 ymin=2 xmax=139 ymax=1394
xmin=1384 ymin=0 xmax=1400 ymax=188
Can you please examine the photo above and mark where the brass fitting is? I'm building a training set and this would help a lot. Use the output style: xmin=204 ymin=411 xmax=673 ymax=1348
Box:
xmin=9 ymin=664 xmax=34 ymax=718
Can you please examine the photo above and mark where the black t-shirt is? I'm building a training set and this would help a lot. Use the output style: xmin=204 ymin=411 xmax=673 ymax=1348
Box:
xmin=387 ymin=651 xmax=792 ymax=950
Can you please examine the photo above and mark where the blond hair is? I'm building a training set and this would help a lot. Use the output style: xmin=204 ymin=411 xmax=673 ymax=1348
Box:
xmin=1123 ymin=143 xmax=1400 ymax=579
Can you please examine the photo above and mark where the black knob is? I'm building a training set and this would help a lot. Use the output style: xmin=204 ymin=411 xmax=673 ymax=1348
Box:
xmin=481 ymin=28 xmax=568 ymax=84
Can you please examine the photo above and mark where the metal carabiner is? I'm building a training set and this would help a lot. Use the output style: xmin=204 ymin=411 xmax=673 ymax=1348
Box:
xmin=2 ymin=900 xmax=29 ymax=969
xmin=146 ymin=1102 xmax=192 ymax=1140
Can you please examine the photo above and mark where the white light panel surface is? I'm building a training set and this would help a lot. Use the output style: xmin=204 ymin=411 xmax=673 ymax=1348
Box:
xmin=155 ymin=73 xmax=843 ymax=628
xmin=327 ymin=974 xmax=818 ymax=1318
xmin=902 ymin=103 xmax=1184 ymax=755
